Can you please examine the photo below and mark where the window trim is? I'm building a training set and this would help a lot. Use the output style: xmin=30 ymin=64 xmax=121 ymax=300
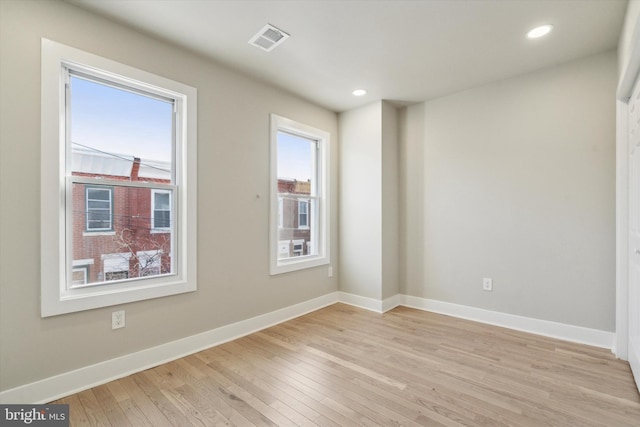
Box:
xmin=41 ymin=38 xmax=198 ymax=317
xmin=269 ymin=114 xmax=330 ymax=275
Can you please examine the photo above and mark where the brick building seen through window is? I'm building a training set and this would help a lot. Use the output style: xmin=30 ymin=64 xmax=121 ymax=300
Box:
xmin=71 ymin=147 xmax=172 ymax=285
xmin=277 ymin=178 xmax=312 ymax=259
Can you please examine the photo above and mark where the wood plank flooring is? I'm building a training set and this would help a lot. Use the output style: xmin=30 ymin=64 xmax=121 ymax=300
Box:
xmin=52 ymin=303 xmax=640 ymax=426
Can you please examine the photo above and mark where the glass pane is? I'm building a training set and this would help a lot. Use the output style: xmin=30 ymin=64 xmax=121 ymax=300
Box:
xmin=154 ymin=211 xmax=171 ymax=229
xmin=72 ymin=183 xmax=173 ymax=287
xmin=155 ymin=192 xmax=170 ymax=209
xmin=69 ymin=75 xmax=173 ymax=182
xmin=87 ymin=201 xmax=109 ymax=209
xmin=276 ymin=130 xmax=317 ymax=261
xmin=277 ymin=131 xmax=315 ymax=185
xmin=88 ymin=189 xmax=110 ymax=200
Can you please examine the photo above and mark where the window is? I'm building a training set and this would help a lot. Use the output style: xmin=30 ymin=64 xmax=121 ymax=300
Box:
xmin=152 ymin=189 xmax=171 ymax=231
xmin=102 ymin=253 xmax=132 ymax=282
xmin=71 ymin=267 xmax=88 ymax=286
xmin=71 ymin=259 xmax=93 ymax=285
xmin=41 ymin=39 xmax=197 ymax=316
xmin=86 ymin=187 xmax=113 ymax=231
xmin=270 ymin=114 xmax=330 ymax=274
xmin=136 ymin=250 xmax=162 ymax=277
xmin=292 ymin=239 xmax=305 ymax=257
xmin=298 ymin=199 xmax=309 ymax=229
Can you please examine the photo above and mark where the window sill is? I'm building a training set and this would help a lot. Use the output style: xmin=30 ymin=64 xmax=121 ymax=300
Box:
xmin=82 ymin=231 xmax=116 ymax=237
xmin=271 ymin=254 xmax=329 ymax=275
xmin=150 ymin=229 xmax=171 ymax=234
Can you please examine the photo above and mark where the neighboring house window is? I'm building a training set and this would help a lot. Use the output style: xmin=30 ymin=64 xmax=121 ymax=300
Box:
xmin=41 ymin=39 xmax=198 ymax=316
xmin=103 ymin=253 xmax=131 ymax=281
xmin=292 ymin=239 xmax=305 ymax=257
xmin=152 ymin=189 xmax=171 ymax=231
xmin=86 ymin=187 xmax=113 ymax=231
xmin=136 ymin=250 xmax=162 ymax=277
xmin=71 ymin=258 xmax=94 ymax=286
xmin=298 ymin=199 xmax=309 ymax=229
xmin=270 ymin=114 xmax=330 ymax=275
xmin=72 ymin=267 xmax=88 ymax=286
xmin=278 ymin=240 xmax=290 ymax=257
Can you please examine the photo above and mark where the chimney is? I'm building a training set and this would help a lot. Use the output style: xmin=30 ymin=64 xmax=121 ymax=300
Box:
xmin=130 ymin=157 xmax=141 ymax=180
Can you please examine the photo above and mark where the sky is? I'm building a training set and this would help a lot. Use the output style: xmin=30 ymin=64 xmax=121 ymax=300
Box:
xmin=71 ymin=75 xmax=315 ymax=179
xmin=277 ymin=131 xmax=315 ymax=182
xmin=70 ymin=75 xmax=173 ymax=163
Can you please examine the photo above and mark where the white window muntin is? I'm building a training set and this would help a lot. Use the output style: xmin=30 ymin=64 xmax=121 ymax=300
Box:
xmin=41 ymin=39 xmax=197 ymax=316
xmin=269 ymin=114 xmax=330 ymax=275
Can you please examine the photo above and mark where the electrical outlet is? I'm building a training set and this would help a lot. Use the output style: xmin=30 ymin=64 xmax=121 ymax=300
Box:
xmin=483 ymin=278 xmax=493 ymax=291
xmin=328 ymin=266 xmax=333 ymax=278
xmin=112 ymin=310 xmax=125 ymax=329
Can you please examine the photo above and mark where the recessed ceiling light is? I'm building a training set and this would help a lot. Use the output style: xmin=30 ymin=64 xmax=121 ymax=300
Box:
xmin=352 ymin=89 xmax=367 ymax=96
xmin=527 ymin=24 xmax=553 ymax=39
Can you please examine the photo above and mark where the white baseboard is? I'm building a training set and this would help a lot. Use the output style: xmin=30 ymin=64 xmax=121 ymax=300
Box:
xmin=0 ymin=292 xmax=339 ymax=404
xmin=337 ymin=292 xmax=402 ymax=313
xmin=337 ymin=291 xmax=384 ymax=312
xmin=402 ymin=295 xmax=615 ymax=350
xmin=1 ymin=291 xmax=616 ymax=403
xmin=629 ymin=337 xmax=640 ymax=392
xmin=381 ymin=294 xmax=403 ymax=312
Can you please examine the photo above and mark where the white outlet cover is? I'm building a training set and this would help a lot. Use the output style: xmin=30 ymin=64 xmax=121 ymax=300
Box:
xmin=112 ymin=310 xmax=125 ymax=329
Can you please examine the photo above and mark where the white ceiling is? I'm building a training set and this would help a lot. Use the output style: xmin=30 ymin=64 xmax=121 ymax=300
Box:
xmin=67 ymin=0 xmax=627 ymax=112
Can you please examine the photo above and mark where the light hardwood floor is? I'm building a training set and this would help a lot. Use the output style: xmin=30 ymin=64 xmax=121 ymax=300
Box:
xmin=52 ymin=303 xmax=640 ymax=426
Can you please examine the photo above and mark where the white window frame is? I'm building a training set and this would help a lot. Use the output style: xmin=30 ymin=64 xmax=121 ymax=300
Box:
xmin=278 ymin=197 xmax=284 ymax=228
xmin=151 ymin=189 xmax=172 ymax=232
xmin=269 ymin=114 xmax=330 ymax=275
xmin=41 ymin=39 xmax=198 ymax=317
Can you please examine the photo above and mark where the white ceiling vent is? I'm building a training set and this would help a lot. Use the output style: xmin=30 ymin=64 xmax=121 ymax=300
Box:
xmin=249 ymin=24 xmax=290 ymax=52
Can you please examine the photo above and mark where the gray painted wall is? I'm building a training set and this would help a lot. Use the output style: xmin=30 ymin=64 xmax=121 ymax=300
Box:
xmin=338 ymin=102 xmax=383 ymax=299
xmin=400 ymin=51 xmax=617 ymax=331
xmin=0 ymin=0 xmax=338 ymax=391
xmin=381 ymin=102 xmax=400 ymax=300
xmin=339 ymin=101 xmax=400 ymax=301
